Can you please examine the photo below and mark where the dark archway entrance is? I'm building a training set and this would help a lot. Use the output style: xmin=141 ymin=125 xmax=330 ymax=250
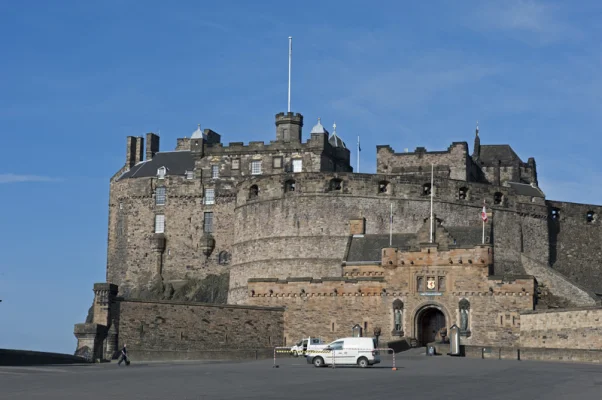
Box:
xmin=417 ymin=308 xmax=446 ymax=346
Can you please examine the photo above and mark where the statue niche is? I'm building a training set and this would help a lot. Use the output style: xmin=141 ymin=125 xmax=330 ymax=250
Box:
xmin=392 ymin=299 xmax=404 ymax=337
xmin=459 ymin=299 xmax=471 ymax=336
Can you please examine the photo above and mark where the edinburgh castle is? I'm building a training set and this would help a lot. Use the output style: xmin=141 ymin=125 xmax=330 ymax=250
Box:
xmin=74 ymin=110 xmax=602 ymax=363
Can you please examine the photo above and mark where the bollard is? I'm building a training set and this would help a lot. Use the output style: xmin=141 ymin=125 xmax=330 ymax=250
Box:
xmin=391 ymin=348 xmax=397 ymax=371
xmin=273 ymin=347 xmax=278 ymax=368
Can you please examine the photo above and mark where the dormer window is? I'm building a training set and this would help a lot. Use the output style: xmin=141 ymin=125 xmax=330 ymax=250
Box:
xmin=157 ymin=166 xmax=167 ymax=179
xmin=185 ymin=170 xmax=195 ymax=180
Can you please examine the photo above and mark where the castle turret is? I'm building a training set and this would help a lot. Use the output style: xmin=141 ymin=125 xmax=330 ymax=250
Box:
xmin=275 ymin=112 xmax=303 ymax=143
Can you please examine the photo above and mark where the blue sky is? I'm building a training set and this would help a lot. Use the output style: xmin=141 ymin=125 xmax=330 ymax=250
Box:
xmin=1 ymin=0 xmax=601 ymax=353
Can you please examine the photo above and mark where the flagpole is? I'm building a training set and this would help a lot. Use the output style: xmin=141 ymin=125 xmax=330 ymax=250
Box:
xmin=389 ymin=203 xmax=393 ymax=246
xmin=482 ymin=201 xmax=485 ymax=244
xmin=429 ymin=164 xmax=434 ymax=243
xmin=357 ymin=135 xmax=360 ymax=173
xmin=287 ymin=36 xmax=292 ymax=112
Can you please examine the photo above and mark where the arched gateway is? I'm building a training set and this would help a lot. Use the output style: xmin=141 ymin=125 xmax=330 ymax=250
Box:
xmin=415 ymin=304 xmax=447 ymax=346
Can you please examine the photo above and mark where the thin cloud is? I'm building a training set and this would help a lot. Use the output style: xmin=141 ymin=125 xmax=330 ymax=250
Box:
xmin=0 ymin=174 xmax=60 ymax=184
xmin=473 ymin=0 xmax=581 ymax=44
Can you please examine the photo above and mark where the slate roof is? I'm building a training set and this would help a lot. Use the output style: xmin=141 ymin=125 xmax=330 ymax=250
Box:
xmin=479 ymin=145 xmax=522 ymax=164
xmin=508 ymin=182 xmax=545 ymax=198
xmin=328 ymin=133 xmax=347 ymax=149
xmin=346 ymin=227 xmax=485 ymax=263
xmin=347 ymin=234 xmax=415 ymax=262
xmin=119 ymin=151 xmax=194 ymax=179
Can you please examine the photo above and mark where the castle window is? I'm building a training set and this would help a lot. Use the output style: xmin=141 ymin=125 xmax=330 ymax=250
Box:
xmin=154 ymin=214 xmax=165 ymax=233
xmin=329 ymin=178 xmax=342 ymax=191
xmin=211 ymin=165 xmax=219 ymax=179
xmin=292 ymin=159 xmax=302 ymax=173
xmin=494 ymin=192 xmax=503 ymax=205
xmin=378 ymin=181 xmax=390 ymax=194
xmin=284 ymin=179 xmax=296 ymax=193
xmin=155 ymin=187 xmax=166 ymax=206
xmin=218 ymin=251 xmax=230 ymax=265
xmin=232 ymin=159 xmax=240 ymax=170
xmin=422 ymin=183 xmax=431 ymax=196
xmin=586 ymin=211 xmax=596 ymax=223
xmin=273 ymin=156 xmax=283 ymax=169
xmin=157 ymin=166 xmax=166 ymax=179
xmin=251 ymin=160 xmax=262 ymax=175
xmin=551 ymin=208 xmax=560 ymax=221
xmin=203 ymin=212 xmax=213 ymax=233
xmin=204 ymin=188 xmax=215 ymax=205
xmin=185 ymin=170 xmax=194 ymax=180
xmin=249 ymin=185 xmax=259 ymax=200
xmin=459 ymin=187 xmax=468 ymax=200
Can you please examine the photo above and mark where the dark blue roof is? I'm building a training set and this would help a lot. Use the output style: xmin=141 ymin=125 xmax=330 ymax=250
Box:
xmin=119 ymin=151 xmax=194 ymax=179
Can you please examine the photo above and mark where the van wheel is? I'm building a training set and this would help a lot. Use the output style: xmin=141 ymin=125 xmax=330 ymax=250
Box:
xmin=357 ymin=357 xmax=369 ymax=368
xmin=313 ymin=357 xmax=325 ymax=367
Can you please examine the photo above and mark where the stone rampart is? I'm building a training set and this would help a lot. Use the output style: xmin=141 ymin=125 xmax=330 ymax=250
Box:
xmin=519 ymin=307 xmax=602 ymax=350
xmin=376 ymin=143 xmax=470 ymax=181
xmin=547 ymin=200 xmax=602 ymax=295
xmin=116 ymin=298 xmax=284 ymax=361
xmin=230 ymin=172 xmax=550 ymax=303
xmin=248 ymin=275 xmax=533 ymax=347
xmin=520 ymin=254 xmax=598 ymax=307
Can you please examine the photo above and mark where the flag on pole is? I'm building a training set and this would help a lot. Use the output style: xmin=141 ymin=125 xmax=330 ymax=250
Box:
xmin=481 ymin=203 xmax=488 ymax=222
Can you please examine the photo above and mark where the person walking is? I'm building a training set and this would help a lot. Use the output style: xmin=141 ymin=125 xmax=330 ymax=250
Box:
xmin=117 ymin=343 xmax=129 ymax=366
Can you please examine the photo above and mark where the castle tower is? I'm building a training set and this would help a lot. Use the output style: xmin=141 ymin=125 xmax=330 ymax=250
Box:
xmin=275 ymin=112 xmax=303 ymax=143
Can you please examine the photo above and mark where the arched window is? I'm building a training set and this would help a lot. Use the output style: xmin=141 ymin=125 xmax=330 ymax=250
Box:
xmin=249 ymin=185 xmax=259 ymax=200
xmin=284 ymin=179 xmax=296 ymax=193
xmin=422 ymin=183 xmax=431 ymax=196
xmin=586 ymin=211 xmax=596 ymax=223
xmin=378 ymin=181 xmax=390 ymax=194
xmin=459 ymin=187 xmax=468 ymax=200
xmin=329 ymin=178 xmax=342 ymax=191
xmin=493 ymin=192 xmax=503 ymax=205
xmin=218 ymin=251 xmax=230 ymax=265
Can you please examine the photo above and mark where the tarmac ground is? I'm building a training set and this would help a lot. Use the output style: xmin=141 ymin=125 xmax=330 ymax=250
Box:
xmin=1 ymin=350 xmax=601 ymax=400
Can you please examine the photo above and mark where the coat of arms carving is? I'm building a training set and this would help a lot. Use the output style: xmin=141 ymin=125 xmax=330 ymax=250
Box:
xmin=426 ymin=277 xmax=436 ymax=290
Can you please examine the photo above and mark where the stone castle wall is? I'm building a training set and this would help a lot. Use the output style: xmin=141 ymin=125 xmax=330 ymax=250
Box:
xmin=107 ymin=175 xmax=236 ymax=296
xmin=376 ymin=143 xmax=470 ymax=181
xmin=547 ymin=200 xmax=602 ymax=294
xmin=229 ymin=172 xmax=551 ymax=303
xmin=116 ymin=299 xmax=284 ymax=360
xmin=520 ymin=307 xmax=602 ymax=349
xmin=247 ymin=275 xmax=534 ymax=347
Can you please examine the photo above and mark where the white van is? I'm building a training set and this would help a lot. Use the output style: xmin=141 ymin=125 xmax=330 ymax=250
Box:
xmin=306 ymin=337 xmax=380 ymax=368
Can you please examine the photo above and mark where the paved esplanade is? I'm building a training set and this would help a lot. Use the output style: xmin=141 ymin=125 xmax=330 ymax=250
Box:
xmin=1 ymin=354 xmax=601 ymax=399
